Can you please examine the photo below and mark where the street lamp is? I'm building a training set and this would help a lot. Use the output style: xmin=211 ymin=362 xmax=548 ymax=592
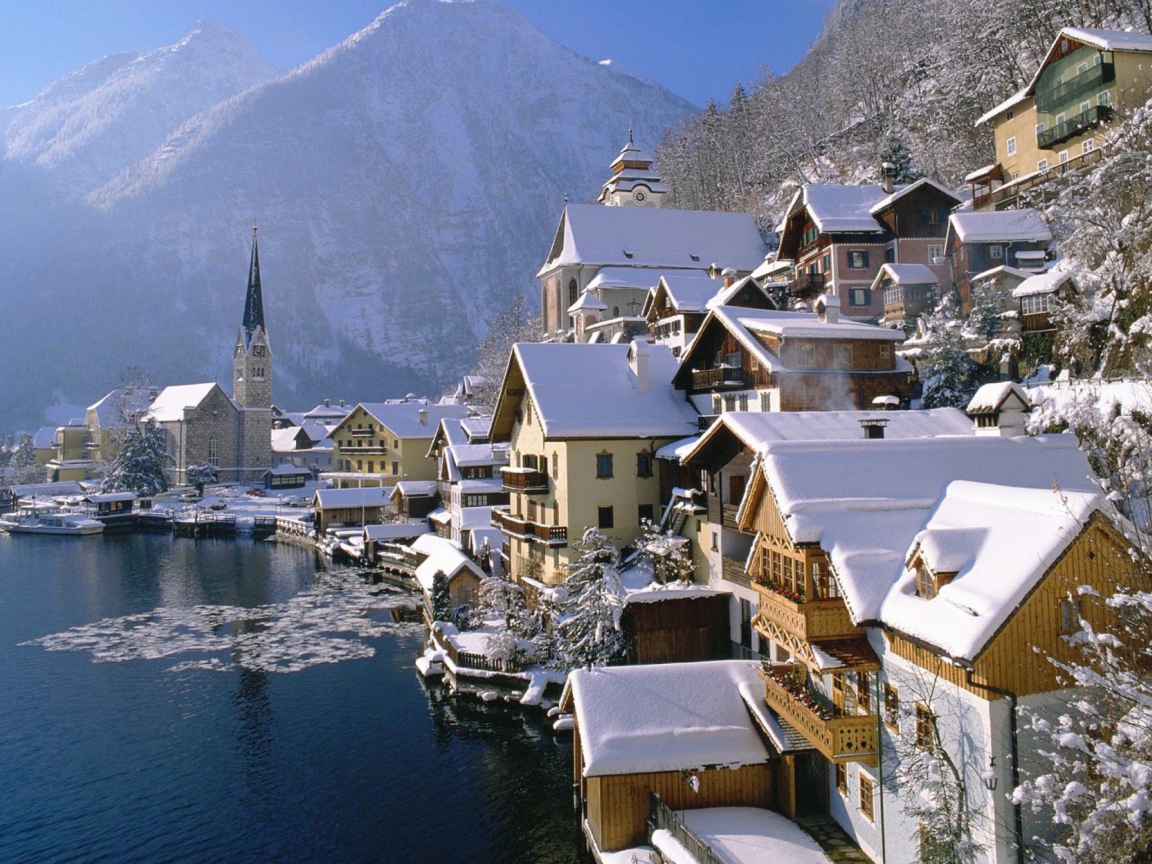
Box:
xmin=982 ymin=756 xmax=999 ymax=791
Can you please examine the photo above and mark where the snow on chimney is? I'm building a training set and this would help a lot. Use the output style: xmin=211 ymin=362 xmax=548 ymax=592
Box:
xmin=629 ymin=338 xmax=650 ymax=394
xmin=815 ymin=293 xmax=840 ymax=325
xmin=880 ymin=161 xmax=896 ymax=194
xmin=419 ymin=408 xmax=428 ymax=426
xmin=324 ymin=398 xmax=331 ymax=407
xmin=722 ymin=267 xmax=737 ymax=288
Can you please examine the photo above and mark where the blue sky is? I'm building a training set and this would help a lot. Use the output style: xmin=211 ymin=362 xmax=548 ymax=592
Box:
xmin=0 ymin=0 xmax=834 ymax=109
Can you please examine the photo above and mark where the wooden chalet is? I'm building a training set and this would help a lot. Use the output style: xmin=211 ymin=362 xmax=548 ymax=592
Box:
xmin=643 ymin=272 xmax=775 ymax=359
xmin=871 ymin=263 xmax=938 ymax=332
xmin=945 ymin=209 xmax=1052 ymax=312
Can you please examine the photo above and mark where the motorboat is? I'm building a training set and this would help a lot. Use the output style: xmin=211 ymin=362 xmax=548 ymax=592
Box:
xmin=0 ymin=506 xmax=105 ymax=536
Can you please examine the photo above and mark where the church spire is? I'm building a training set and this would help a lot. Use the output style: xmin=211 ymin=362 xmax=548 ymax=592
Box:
xmin=242 ymin=225 xmax=265 ymax=350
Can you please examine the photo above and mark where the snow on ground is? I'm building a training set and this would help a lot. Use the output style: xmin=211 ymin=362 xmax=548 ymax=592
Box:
xmin=601 ymin=846 xmax=661 ymax=864
xmin=23 ymin=569 xmax=419 ymax=673
xmin=677 ymin=807 xmax=830 ymax=864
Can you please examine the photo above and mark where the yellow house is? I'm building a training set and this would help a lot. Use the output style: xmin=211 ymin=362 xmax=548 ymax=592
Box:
xmin=326 ymin=401 xmax=468 ymax=489
xmin=45 ymin=422 xmax=99 ymax=482
xmin=972 ymin=27 xmax=1152 ymax=209
xmin=489 ymin=340 xmax=699 ymax=585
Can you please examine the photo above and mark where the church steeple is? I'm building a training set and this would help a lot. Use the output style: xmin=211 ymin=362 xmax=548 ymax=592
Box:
xmin=597 ymin=127 xmax=667 ymax=208
xmin=233 ymin=226 xmax=271 ymax=411
xmin=241 ymin=226 xmax=265 ymax=351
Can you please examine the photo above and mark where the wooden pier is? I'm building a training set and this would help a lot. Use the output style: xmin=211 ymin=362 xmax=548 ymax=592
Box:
xmin=173 ymin=514 xmax=237 ymax=538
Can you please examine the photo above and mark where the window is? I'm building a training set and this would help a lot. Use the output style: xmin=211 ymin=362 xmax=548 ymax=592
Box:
xmin=712 ymin=394 xmax=722 ymax=414
xmin=1005 ymin=108 xmax=1015 ymax=120
xmin=1083 ymin=138 xmax=1096 ymax=154
xmin=463 ymin=494 xmax=488 ymax=508
xmin=738 ymin=393 xmax=749 ymax=411
xmin=393 ymin=439 xmax=399 ymax=449
xmin=822 ymin=252 xmax=832 ymax=273
xmin=598 ymin=506 xmax=614 ymax=530
xmin=711 ymin=531 xmax=718 ymax=551
xmin=879 ymin=344 xmax=891 ymax=359
xmin=568 ymin=278 xmax=578 ymax=308
xmin=1022 ymin=293 xmax=1054 ymax=315
xmin=367 ymin=461 xmax=373 ymax=473
xmin=760 ymin=392 xmax=772 ymax=411
xmin=928 ymin=244 xmax=943 ymax=261
xmin=834 ymin=344 xmax=852 ymax=367
xmin=848 ymin=288 xmax=871 ymax=307
xmin=636 ymin=453 xmax=653 ymax=478
xmin=915 ymin=704 xmax=936 ymax=749
xmin=1006 ymin=136 xmax=1017 ymax=156
xmin=1060 ymin=598 xmax=1084 ymax=635
xmin=1098 ymin=90 xmax=1110 ymax=106
xmin=392 ymin=460 xmax=399 ymax=475
xmin=915 ymin=565 xmax=936 ymax=599
xmin=1038 ymin=158 xmax=1049 ymax=171
xmin=836 ymin=763 xmax=848 ymax=796
xmin=856 ymin=672 xmax=872 ymax=714
xmin=208 ymin=436 xmax=219 ymax=466
xmin=794 ymin=343 xmax=815 ymax=367
xmin=1079 ymin=101 xmax=1091 ymax=117
xmin=638 ymin=503 xmax=654 ymax=525
xmin=596 ymin=453 xmax=613 ymax=478
xmin=552 ymin=453 xmax=559 ymax=479
xmin=1036 ymin=121 xmax=1046 ymax=136
xmin=884 ymin=247 xmax=895 ymax=264
xmin=847 ymin=250 xmax=869 ymax=270
xmin=357 ymin=459 xmax=363 ymax=470
xmin=883 ymin=683 xmax=899 ymax=731
xmin=724 ymin=394 xmax=737 ymax=412
xmin=1077 ymin=61 xmax=1088 ymax=75
xmin=989 ymin=245 xmax=1003 ymax=260
xmin=859 ymin=774 xmax=875 ymax=821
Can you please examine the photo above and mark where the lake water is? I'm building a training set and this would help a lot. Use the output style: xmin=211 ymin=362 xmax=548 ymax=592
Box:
xmin=0 ymin=532 xmax=584 ymax=864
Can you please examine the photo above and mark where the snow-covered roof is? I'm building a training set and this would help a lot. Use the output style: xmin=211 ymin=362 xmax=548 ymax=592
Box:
xmin=495 ymin=342 xmax=699 ymax=440
xmin=349 ymin=403 xmax=469 ymax=439
xmin=147 ymin=383 xmax=220 ymax=423
xmin=754 ymin=433 xmax=1099 ymax=656
xmin=32 ymin=427 xmax=57 ymax=449
xmin=964 ymin=164 xmax=1000 ymax=183
xmin=653 ymin=273 xmax=725 ymax=314
xmin=1063 ymin=26 xmax=1152 ymax=53
xmin=10 ymin=481 xmax=85 ymax=498
xmin=683 ymin=408 xmax=974 ymax=465
xmin=450 ymin=443 xmax=505 ymax=468
xmin=785 ymin=184 xmax=894 ymax=234
xmin=413 ymin=534 xmax=482 ymax=591
xmin=393 ymin=480 xmax=438 ymax=497
xmin=948 ymin=209 xmax=1051 ymax=244
xmin=82 ymin=492 xmax=137 ymax=503
xmin=966 ymin=381 xmax=1030 ymax=415
xmin=880 ymin=481 xmax=1102 ymax=659
xmin=873 ymin=263 xmax=938 ymax=286
xmin=586 ymin=267 xmax=662 ymax=292
xmin=569 ymin=291 xmax=608 ymax=313
xmin=976 ymin=88 xmax=1030 ymax=126
xmin=972 ymin=265 xmax=1032 ymax=284
xmin=461 ymin=417 xmax=491 ymax=442
xmin=264 ymin=464 xmax=312 ymax=476
xmin=539 ymin=203 xmax=767 ymax=276
xmin=87 ymin=387 xmax=155 ymax=428
xmin=675 ymin=808 xmax=831 ymax=864
xmin=362 ymin=523 xmax=429 ymax=542
xmin=868 ymin=177 xmax=959 ymax=215
xmin=1012 ymin=266 xmax=1076 ymax=299
xmin=312 ymin=487 xmax=393 ymax=509
xmin=724 ymin=305 xmax=906 ymax=347
xmin=563 ymin=660 xmax=772 ymax=777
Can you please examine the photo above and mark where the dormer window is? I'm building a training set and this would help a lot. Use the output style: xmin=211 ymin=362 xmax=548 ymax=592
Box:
xmin=915 ymin=564 xmax=936 ymax=599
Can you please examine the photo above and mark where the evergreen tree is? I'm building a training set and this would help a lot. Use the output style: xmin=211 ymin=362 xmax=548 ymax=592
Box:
xmin=878 ymin=135 xmax=919 ymax=183
xmin=186 ymin=464 xmax=217 ymax=496
xmin=919 ymin=321 xmax=977 ymax=409
xmin=7 ymin=432 xmax=42 ymax=485
xmin=634 ymin=520 xmax=694 ymax=585
xmin=966 ymin=282 xmax=1008 ymax=344
xmin=553 ymin=529 xmax=628 ymax=670
xmin=101 ymin=419 xmax=169 ymax=496
xmin=430 ymin=571 xmax=452 ymax=623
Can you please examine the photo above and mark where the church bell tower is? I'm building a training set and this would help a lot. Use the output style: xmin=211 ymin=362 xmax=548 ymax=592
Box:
xmin=233 ymin=226 xmax=272 ymax=410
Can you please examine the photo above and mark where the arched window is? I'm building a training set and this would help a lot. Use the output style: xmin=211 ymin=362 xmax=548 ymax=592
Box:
xmin=568 ymin=279 xmax=578 ymax=307
xmin=613 ymin=306 xmax=620 ymax=318
xmin=208 ymin=437 xmax=219 ymax=466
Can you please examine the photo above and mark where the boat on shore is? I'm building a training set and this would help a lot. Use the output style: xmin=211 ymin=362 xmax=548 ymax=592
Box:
xmin=0 ymin=506 xmax=105 ymax=537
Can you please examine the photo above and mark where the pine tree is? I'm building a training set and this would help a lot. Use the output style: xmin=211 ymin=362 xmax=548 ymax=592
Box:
xmin=7 ymin=432 xmax=42 ymax=485
xmin=186 ymin=464 xmax=217 ymax=496
xmin=553 ymin=529 xmax=628 ymax=670
xmin=430 ymin=571 xmax=452 ymax=623
xmin=634 ymin=520 xmax=694 ymax=585
xmin=966 ymin=282 xmax=1008 ymax=345
xmin=919 ymin=321 xmax=977 ymax=409
xmin=101 ymin=419 xmax=169 ymax=496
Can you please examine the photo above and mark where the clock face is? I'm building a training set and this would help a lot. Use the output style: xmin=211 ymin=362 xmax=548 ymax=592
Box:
xmin=254 ymin=346 xmax=266 ymax=357
xmin=633 ymin=190 xmax=646 ymax=202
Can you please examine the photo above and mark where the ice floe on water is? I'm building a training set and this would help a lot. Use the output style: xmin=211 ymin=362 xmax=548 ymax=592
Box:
xmin=22 ymin=569 xmax=420 ymax=673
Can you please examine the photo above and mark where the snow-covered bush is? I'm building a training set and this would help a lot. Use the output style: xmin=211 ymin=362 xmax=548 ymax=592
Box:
xmin=552 ymin=529 xmax=628 ymax=670
xmin=634 ymin=519 xmax=694 ymax=585
xmin=101 ymin=419 xmax=168 ymax=496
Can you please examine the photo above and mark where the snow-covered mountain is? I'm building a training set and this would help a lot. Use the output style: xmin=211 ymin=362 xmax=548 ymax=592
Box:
xmin=0 ymin=0 xmax=695 ymax=426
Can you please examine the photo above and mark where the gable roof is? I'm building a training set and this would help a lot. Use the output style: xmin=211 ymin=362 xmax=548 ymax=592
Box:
xmin=341 ymin=403 xmax=468 ymax=440
xmin=1012 ymin=265 xmax=1077 ymax=298
xmin=147 ymin=383 xmax=226 ymax=423
xmin=748 ymin=433 xmax=1098 ymax=656
xmin=563 ymin=660 xmax=773 ymax=777
xmin=872 ymin=263 xmax=939 ymax=286
xmin=966 ymin=381 xmax=1031 ymax=415
xmin=868 ymin=177 xmax=961 ymax=215
xmin=491 ymin=342 xmax=698 ymax=441
xmin=412 ymin=534 xmax=483 ymax=590
xmin=947 ymin=209 xmax=1051 ymax=245
xmin=538 ymin=203 xmax=768 ymax=277
xmin=780 ymin=184 xmax=894 ymax=235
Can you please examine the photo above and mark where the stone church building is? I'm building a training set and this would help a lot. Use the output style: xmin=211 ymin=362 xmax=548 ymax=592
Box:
xmin=147 ymin=229 xmax=273 ymax=485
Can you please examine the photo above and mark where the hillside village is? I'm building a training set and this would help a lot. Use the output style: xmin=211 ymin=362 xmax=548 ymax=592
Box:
xmin=6 ymin=22 xmax=1152 ymax=864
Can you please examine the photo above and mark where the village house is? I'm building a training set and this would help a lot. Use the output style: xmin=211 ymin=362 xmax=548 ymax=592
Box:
xmin=325 ymin=401 xmax=468 ymax=489
xmin=643 ymin=271 xmax=775 ymax=359
xmin=871 ymin=263 xmax=939 ymax=332
xmin=410 ymin=533 xmax=484 ymax=623
xmin=672 ymin=300 xmax=913 ymax=419
xmin=944 ymin=209 xmax=1052 ymax=312
xmin=426 ymin=416 xmax=509 ymax=548
xmin=719 ymin=383 xmax=1141 ymax=864
xmin=774 ymin=176 xmax=960 ymax=319
xmin=538 ymin=134 xmax=768 ymax=340
xmin=971 ymin=27 xmax=1152 ymax=210
xmin=311 ymin=485 xmax=394 ymax=534
xmin=1012 ymin=263 xmax=1077 ymax=335
xmin=270 ymin=422 xmax=332 ymax=474
xmin=489 ymin=340 xmax=699 ymax=585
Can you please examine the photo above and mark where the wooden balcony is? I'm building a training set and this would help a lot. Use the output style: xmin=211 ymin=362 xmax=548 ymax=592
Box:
xmin=691 ymin=366 xmax=748 ymax=391
xmin=789 ymin=272 xmax=826 ymax=299
xmin=759 ymin=666 xmax=878 ymax=765
xmin=721 ymin=556 xmax=752 ymax=588
xmin=753 ymin=581 xmax=857 ymax=642
xmin=348 ymin=445 xmax=386 ymax=455
xmin=722 ymin=504 xmax=740 ymax=530
xmin=492 ymin=508 xmax=568 ymax=547
xmin=500 ymin=467 xmax=550 ymax=494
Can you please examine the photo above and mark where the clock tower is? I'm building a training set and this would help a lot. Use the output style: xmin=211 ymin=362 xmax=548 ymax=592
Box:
xmin=233 ymin=226 xmax=272 ymax=411
xmin=597 ymin=125 xmax=667 ymax=208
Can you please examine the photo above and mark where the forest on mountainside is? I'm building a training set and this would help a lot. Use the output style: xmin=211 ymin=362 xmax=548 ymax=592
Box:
xmin=656 ymin=0 xmax=1152 ymax=227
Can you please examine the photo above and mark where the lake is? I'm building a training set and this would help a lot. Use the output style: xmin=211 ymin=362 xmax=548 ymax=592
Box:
xmin=0 ymin=532 xmax=584 ymax=864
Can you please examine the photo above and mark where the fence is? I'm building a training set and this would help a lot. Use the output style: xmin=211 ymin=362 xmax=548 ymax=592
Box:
xmin=648 ymin=793 xmax=724 ymax=864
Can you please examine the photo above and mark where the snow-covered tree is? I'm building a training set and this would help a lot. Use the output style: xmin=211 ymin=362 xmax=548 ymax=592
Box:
xmin=553 ymin=529 xmax=628 ymax=670
xmin=186 ymin=464 xmax=217 ymax=495
xmin=967 ymin=282 xmax=1010 ymax=345
xmin=634 ymin=520 xmax=694 ymax=585
xmin=918 ymin=320 xmax=978 ymax=409
xmin=430 ymin=571 xmax=452 ymax=623
xmin=101 ymin=418 xmax=168 ymax=496
xmin=466 ymin=292 xmax=542 ymax=409
xmin=6 ymin=432 xmax=42 ymax=484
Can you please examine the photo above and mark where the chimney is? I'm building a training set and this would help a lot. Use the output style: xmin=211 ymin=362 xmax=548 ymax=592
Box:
xmin=148 ymin=387 xmax=159 ymax=402
xmin=324 ymin=398 xmax=331 ymax=407
xmin=339 ymin=399 xmax=346 ymax=407
xmin=722 ymin=267 xmax=737 ymax=288
xmin=860 ymin=418 xmax=889 ymax=439
xmin=419 ymin=408 xmax=428 ymax=426
xmin=629 ymin=338 xmax=650 ymax=394
xmin=880 ymin=161 xmax=896 ymax=194
xmin=815 ymin=292 xmax=840 ymax=325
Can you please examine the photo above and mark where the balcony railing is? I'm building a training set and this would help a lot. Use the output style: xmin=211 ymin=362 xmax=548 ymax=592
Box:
xmin=346 ymin=446 xmax=387 ymax=455
xmin=691 ymin=366 xmax=748 ymax=391
xmin=1038 ymin=105 xmax=1113 ymax=150
xmin=1035 ymin=62 xmax=1113 ymax=113
xmin=760 ymin=665 xmax=878 ymax=765
xmin=753 ymin=580 xmax=857 ymax=642
xmin=500 ymin=467 xmax=550 ymax=494
xmin=790 ymin=272 xmax=827 ymax=298
xmin=988 ymin=144 xmax=1103 ymax=208
xmin=492 ymin=508 xmax=568 ymax=546
xmin=349 ymin=428 xmax=375 ymax=437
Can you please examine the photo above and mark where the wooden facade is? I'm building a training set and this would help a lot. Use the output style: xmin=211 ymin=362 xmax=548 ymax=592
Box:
xmin=621 ymin=593 xmax=731 ymax=665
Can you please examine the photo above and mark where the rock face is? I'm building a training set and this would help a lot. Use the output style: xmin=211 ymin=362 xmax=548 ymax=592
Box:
xmin=0 ymin=0 xmax=695 ymax=426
